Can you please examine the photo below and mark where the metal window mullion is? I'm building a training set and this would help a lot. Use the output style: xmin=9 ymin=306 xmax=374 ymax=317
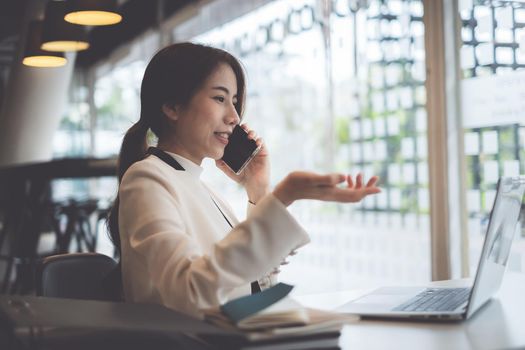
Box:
xmin=437 ymin=0 xmax=469 ymax=279
xmin=87 ymin=69 xmax=97 ymax=157
xmin=423 ymin=0 xmax=454 ymax=281
xmin=320 ymin=0 xmax=335 ymax=171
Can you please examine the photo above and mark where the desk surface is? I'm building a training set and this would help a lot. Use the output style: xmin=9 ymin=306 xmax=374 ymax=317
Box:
xmin=294 ymin=272 xmax=525 ymax=350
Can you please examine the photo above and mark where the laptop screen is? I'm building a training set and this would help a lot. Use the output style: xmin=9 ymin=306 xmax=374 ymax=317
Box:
xmin=467 ymin=176 xmax=525 ymax=317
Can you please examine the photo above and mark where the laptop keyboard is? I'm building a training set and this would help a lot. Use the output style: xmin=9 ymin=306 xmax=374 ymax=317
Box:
xmin=392 ymin=288 xmax=471 ymax=312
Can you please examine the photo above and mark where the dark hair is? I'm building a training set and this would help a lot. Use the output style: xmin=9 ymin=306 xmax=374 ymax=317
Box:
xmin=107 ymin=42 xmax=246 ymax=251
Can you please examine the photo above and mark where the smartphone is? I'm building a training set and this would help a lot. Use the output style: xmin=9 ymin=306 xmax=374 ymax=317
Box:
xmin=221 ymin=125 xmax=261 ymax=175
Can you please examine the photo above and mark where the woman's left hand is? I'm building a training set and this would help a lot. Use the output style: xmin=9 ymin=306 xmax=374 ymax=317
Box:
xmin=216 ymin=124 xmax=270 ymax=203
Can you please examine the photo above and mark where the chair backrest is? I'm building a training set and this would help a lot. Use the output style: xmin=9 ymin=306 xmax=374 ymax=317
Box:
xmin=37 ymin=253 xmax=122 ymax=301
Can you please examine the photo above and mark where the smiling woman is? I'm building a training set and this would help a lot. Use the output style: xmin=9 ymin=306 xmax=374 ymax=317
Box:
xmin=107 ymin=42 xmax=380 ymax=318
xmin=157 ymin=63 xmax=241 ymax=164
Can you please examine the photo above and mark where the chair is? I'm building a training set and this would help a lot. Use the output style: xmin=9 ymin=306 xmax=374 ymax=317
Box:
xmin=36 ymin=252 xmax=122 ymax=301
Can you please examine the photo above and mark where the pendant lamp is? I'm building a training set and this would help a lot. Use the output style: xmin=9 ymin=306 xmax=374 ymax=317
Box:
xmin=41 ymin=0 xmax=90 ymax=52
xmin=64 ymin=0 xmax=122 ymax=26
xmin=23 ymin=20 xmax=67 ymax=68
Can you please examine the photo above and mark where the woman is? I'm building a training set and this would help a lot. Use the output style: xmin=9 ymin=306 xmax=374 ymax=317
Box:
xmin=108 ymin=42 xmax=380 ymax=318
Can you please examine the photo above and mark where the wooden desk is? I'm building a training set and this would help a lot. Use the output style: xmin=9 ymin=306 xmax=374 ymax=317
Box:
xmin=294 ymin=272 xmax=525 ymax=350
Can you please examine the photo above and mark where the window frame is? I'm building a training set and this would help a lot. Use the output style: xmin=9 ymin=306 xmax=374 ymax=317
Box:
xmin=423 ymin=0 xmax=469 ymax=280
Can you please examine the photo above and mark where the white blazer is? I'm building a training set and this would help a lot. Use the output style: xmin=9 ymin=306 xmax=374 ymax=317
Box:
xmin=118 ymin=152 xmax=310 ymax=318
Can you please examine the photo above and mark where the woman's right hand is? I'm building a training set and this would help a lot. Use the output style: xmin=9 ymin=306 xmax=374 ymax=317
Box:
xmin=273 ymin=171 xmax=381 ymax=207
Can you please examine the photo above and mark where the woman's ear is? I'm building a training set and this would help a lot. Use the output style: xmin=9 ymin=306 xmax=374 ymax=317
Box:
xmin=162 ymin=104 xmax=178 ymax=121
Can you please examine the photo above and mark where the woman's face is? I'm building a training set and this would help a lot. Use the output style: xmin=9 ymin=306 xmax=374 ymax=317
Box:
xmin=168 ymin=63 xmax=240 ymax=164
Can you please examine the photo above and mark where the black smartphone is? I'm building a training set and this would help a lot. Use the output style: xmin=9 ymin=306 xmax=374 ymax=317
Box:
xmin=221 ymin=125 xmax=261 ymax=175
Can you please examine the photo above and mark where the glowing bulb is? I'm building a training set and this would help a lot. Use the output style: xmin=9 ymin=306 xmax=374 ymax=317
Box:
xmin=22 ymin=56 xmax=68 ymax=68
xmin=65 ymin=11 xmax=122 ymax=26
xmin=41 ymin=41 xmax=90 ymax=52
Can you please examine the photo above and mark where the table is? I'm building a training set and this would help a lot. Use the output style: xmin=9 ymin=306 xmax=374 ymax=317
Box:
xmin=294 ymin=271 xmax=525 ymax=350
xmin=1 ymin=272 xmax=523 ymax=349
xmin=0 ymin=157 xmax=117 ymax=293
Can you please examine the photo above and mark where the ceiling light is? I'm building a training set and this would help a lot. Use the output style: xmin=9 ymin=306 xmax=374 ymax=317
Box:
xmin=23 ymin=20 xmax=67 ymax=68
xmin=41 ymin=0 xmax=90 ymax=52
xmin=64 ymin=0 xmax=122 ymax=26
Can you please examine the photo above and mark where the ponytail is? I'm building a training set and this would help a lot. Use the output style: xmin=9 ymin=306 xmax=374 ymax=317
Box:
xmin=107 ymin=120 xmax=149 ymax=252
xmin=117 ymin=121 xmax=149 ymax=181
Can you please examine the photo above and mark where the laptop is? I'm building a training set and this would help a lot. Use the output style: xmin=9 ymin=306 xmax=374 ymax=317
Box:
xmin=339 ymin=176 xmax=525 ymax=321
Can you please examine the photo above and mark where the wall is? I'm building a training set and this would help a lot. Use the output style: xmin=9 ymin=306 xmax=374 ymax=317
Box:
xmin=0 ymin=56 xmax=74 ymax=166
xmin=0 ymin=0 xmax=75 ymax=166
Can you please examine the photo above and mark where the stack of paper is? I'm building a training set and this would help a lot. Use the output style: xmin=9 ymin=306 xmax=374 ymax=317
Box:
xmin=202 ymin=283 xmax=358 ymax=349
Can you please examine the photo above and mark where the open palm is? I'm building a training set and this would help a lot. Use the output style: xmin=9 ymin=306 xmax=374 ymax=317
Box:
xmin=273 ymin=172 xmax=381 ymax=206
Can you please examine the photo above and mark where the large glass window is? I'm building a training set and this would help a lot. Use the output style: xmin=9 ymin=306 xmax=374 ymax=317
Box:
xmin=189 ymin=0 xmax=431 ymax=293
xmin=46 ymin=0 xmax=525 ymax=286
xmin=52 ymin=71 xmax=91 ymax=158
xmin=93 ymin=60 xmax=145 ymax=157
xmin=458 ymin=0 xmax=525 ymax=275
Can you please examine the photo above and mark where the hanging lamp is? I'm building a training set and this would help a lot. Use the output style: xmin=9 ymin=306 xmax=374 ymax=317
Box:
xmin=41 ymin=0 xmax=90 ymax=52
xmin=23 ymin=20 xmax=67 ymax=68
xmin=64 ymin=0 xmax=122 ymax=26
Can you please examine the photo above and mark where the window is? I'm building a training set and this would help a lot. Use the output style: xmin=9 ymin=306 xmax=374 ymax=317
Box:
xmin=190 ymin=0 xmax=431 ymax=293
xmin=60 ymin=0 xmax=525 ymax=288
xmin=458 ymin=0 xmax=525 ymax=275
xmin=93 ymin=60 xmax=145 ymax=157
xmin=52 ymin=72 xmax=91 ymax=158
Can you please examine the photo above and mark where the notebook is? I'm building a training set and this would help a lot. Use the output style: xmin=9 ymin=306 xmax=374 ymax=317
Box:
xmin=338 ymin=176 xmax=525 ymax=321
xmin=203 ymin=283 xmax=357 ymax=334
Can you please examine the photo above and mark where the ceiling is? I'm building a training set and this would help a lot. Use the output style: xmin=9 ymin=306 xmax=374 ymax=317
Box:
xmin=0 ymin=0 xmax=28 ymax=71
xmin=0 ymin=0 xmax=196 ymax=74
xmin=76 ymin=0 xmax=196 ymax=67
xmin=0 ymin=0 xmax=196 ymax=111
